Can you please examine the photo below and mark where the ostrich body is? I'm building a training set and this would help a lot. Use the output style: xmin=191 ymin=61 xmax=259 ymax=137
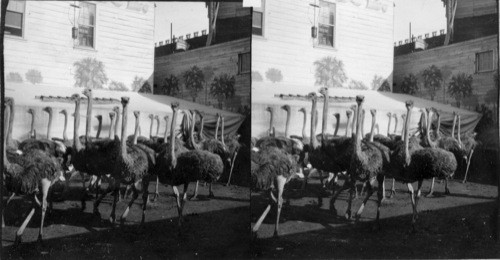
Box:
xmin=256 ymin=106 xmax=302 ymax=156
xmin=3 ymin=103 xmax=64 ymax=245
xmin=387 ymin=101 xmax=457 ymax=231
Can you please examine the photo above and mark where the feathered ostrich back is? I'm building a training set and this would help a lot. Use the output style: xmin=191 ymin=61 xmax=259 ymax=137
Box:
xmin=173 ymin=149 xmax=223 ymax=185
xmin=251 ymin=147 xmax=299 ymax=191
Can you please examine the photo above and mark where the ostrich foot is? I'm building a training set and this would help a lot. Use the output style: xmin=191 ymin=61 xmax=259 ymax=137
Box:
xmin=189 ymin=195 xmax=199 ymax=201
xmin=444 ymin=188 xmax=450 ymax=195
xmin=389 ymin=189 xmax=396 ymax=199
xmin=273 ymin=230 xmax=280 ymax=238
xmin=208 ymin=192 xmax=215 ymax=199
xmin=425 ymin=192 xmax=435 ymax=198
xmin=14 ymin=234 xmax=22 ymax=247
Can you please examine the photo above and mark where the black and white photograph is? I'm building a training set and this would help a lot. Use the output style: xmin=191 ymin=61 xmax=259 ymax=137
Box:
xmin=1 ymin=0 xmax=499 ymax=259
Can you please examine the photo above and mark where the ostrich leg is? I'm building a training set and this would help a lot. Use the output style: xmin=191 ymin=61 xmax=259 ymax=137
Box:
xmin=329 ymin=177 xmax=353 ymax=215
xmin=141 ymin=178 xmax=150 ymax=225
xmin=14 ymin=195 xmax=37 ymax=245
xmin=389 ymin=178 xmax=396 ymax=198
xmin=252 ymin=203 xmax=272 ymax=237
xmin=344 ymin=178 xmax=356 ymax=220
xmin=191 ymin=181 xmax=200 ymax=200
xmin=426 ymin=178 xmax=436 ymax=197
xmin=407 ymin=183 xmax=417 ymax=232
xmin=38 ymin=178 xmax=51 ymax=243
xmin=462 ymin=149 xmax=474 ymax=183
xmin=273 ymin=175 xmax=286 ymax=237
xmin=226 ymin=147 xmax=239 ymax=186
xmin=355 ymin=178 xmax=376 ymax=222
xmin=109 ymin=183 xmax=120 ymax=224
xmin=153 ymin=176 xmax=160 ymax=201
xmin=120 ymin=181 xmax=140 ymax=226
xmin=2 ymin=192 xmax=16 ymax=228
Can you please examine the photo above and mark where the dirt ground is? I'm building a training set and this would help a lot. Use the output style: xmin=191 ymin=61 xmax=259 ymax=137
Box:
xmin=251 ymin=175 xmax=500 ymax=259
xmin=2 ymin=177 xmax=250 ymax=259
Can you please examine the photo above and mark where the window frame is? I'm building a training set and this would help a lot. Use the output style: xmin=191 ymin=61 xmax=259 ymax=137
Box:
xmin=76 ymin=2 xmax=97 ymax=49
xmin=317 ymin=0 xmax=336 ymax=48
xmin=475 ymin=50 xmax=494 ymax=73
xmin=252 ymin=0 xmax=265 ymax=37
xmin=5 ymin=0 xmax=26 ymax=38
xmin=238 ymin=52 xmax=251 ymax=75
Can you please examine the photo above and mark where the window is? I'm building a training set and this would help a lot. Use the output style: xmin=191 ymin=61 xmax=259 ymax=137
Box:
xmin=238 ymin=52 xmax=251 ymax=74
xmin=5 ymin=0 xmax=25 ymax=37
xmin=476 ymin=51 xmax=493 ymax=72
xmin=318 ymin=1 xmax=335 ymax=47
xmin=252 ymin=0 xmax=264 ymax=36
xmin=78 ymin=2 xmax=96 ymax=48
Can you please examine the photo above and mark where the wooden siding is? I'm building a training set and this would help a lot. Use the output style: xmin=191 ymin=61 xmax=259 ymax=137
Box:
xmin=393 ymin=35 xmax=498 ymax=107
xmin=154 ymin=38 xmax=251 ymax=112
xmin=252 ymin=0 xmax=394 ymax=95
xmin=455 ymin=0 xmax=498 ymax=19
xmin=3 ymin=1 xmax=155 ymax=90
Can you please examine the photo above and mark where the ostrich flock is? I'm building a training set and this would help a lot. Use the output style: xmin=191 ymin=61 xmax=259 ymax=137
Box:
xmin=2 ymin=89 xmax=242 ymax=245
xmin=251 ymin=87 xmax=477 ymax=237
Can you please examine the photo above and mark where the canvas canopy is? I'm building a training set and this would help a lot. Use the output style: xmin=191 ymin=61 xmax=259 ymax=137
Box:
xmin=4 ymin=83 xmax=245 ymax=141
xmin=252 ymin=87 xmax=482 ymax=140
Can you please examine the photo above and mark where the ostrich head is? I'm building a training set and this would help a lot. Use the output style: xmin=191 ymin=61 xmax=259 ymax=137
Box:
xmin=109 ymin=112 xmax=115 ymax=119
xmin=265 ymin=106 xmax=274 ymax=113
xmin=112 ymin=106 xmax=120 ymax=114
xmin=318 ymin=87 xmax=328 ymax=96
xmin=346 ymin=110 xmax=352 ymax=117
xmin=350 ymin=105 xmax=357 ymax=112
xmin=70 ymin=94 xmax=80 ymax=101
xmin=281 ymin=104 xmax=290 ymax=112
xmin=355 ymin=95 xmax=364 ymax=105
xmin=148 ymin=114 xmax=154 ymax=120
xmin=387 ymin=112 xmax=392 ymax=118
xmin=154 ymin=115 xmax=159 ymax=121
xmin=82 ymin=88 xmax=92 ymax=97
xmin=133 ymin=111 xmax=140 ymax=118
xmin=95 ymin=115 xmax=102 ymax=121
xmin=27 ymin=108 xmax=35 ymax=115
xmin=307 ymin=92 xmax=317 ymax=100
xmin=370 ymin=109 xmax=376 ymax=117
xmin=171 ymin=102 xmax=180 ymax=111
xmin=405 ymin=100 xmax=414 ymax=109
xmin=121 ymin=97 xmax=130 ymax=105
xmin=194 ymin=110 xmax=205 ymax=118
xmin=333 ymin=113 xmax=340 ymax=120
xmin=299 ymin=107 xmax=306 ymax=114
xmin=5 ymin=97 xmax=13 ymax=106
xmin=59 ymin=109 xmax=67 ymax=116
xmin=393 ymin=113 xmax=397 ymax=119
xmin=43 ymin=106 xmax=52 ymax=114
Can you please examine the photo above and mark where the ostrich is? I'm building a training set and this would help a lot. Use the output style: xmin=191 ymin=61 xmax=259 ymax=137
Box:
xmin=108 ymin=111 xmax=116 ymax=139
xmin=345 ymin=110 xmax=353 ymax=137
xmin=329 ymin=96 xmax=385 ymax=220
xmin=27 ymin=108 xmax=37 ymax=139
xmin=156 ymin=102 xmax=223 ymax=230
xmin=154 ymin=115 xmax=161 ymax=139
xmin=148 ymin=114 xmax=155 ymax=139
xmin=3 ymin=102 xmax=64 ymax=245
xmin=389 ymin=101 xmax=457 ymax=231
xmin=5 ymin=97 xmax=20 ymax=149
xmin=289 ymin=107 xmax=307 ymax=142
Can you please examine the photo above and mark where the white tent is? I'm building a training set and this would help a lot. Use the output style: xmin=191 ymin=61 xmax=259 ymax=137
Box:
xmin=252 ymin=87 xmax=481 ymax=139
xmin=5 ymin=83 xmax=245 ymax=141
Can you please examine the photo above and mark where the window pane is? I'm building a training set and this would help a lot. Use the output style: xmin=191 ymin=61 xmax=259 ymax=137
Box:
xmin=239 ymin=53 xmax=251 ymax=73
xmin=319 ymin=1 xmax=335 ymax=25
xmin=7 ymin=0 xmax=25 ymax=13
xmin=6 ymin=11 xmax=22 ymax=28
xmin=78 ymin=26 xmax=94 ymax=47
xmin=79 ymin=3 xmax=96 ymax=26
xmin=318 ymin=24 xmax=334 ymax=47
xmin=252 ymin=11 xmax=262 ymax=28
xmin=477 ymin=51 xmax=493 ymax=72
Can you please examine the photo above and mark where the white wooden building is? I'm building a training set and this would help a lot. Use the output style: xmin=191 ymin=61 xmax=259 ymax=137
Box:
xmin=251 ymin=0 xmax=395 ymax=97
xmin=3 ymin=1 xmax=155 ymax=90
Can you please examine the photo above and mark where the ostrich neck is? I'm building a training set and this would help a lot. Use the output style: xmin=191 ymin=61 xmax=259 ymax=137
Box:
xmin=401 ymin=117 xmax=406 ymax=136
xmin=457 ymin=115 xmax=462 ymax=146
xmin=85 ymin=94 xmax=93 ymax=143
xmin=120 ymin=103 xmax=128 ymax=158
xmin=215 ymin=116 xmax=220 ymax=139
xmin=387 ymin=115 xmax=392 ymax=135
xmin=425 ymin=111 xmax=436 ymax=148
xmin=354 ymin=102 xmax=363 ymax=158
xmin=73 ymin=100 xmax=83 ymax=152
xmin=133 ymin=116 xmax=140 ymax=145
xmin=30 ymin=112 xmax=36 ymax=138
xmin=96 ymin=118 xmax=102 ymax=139
xmin=198 ymin=115 xmax=204 ymax=141
xmin=164 ymin=117 xmax=170 ymax=141
xmin=156 ymin=118 xmax=160 ymax=137
xmin=321 ymin=93 xmax=329 ymax=140
xmin=149 ymin=117 xmax=154 ymax=138
xmin=221 ymin=117 xmax=226 ymax=146
xmin=189 ymin=112 xmax=201 ymax=150
xmin=269 ymin=110 xmax=274 ymax=136
xmin=369 ymin=114 xmax=376 ymax=142
xmin=333 ymin=115 xmax=339 ymax=136
xmin=284 ymin=110 xmax=290 ymax=138
xmin=169 ymin=109 xmax=178 ymax=168
xmin=393 ymin=117 xmax=398 ymax=134
xmin=114 ymin=111 xmax=120 ymax=140
xmin=403 ymin=108 xmax=412 ymax=164
xmin=310 ymin=100 xmax=319 ymax=148
xmin=301 ymin=111 xmax=307 ymax=139
xmin=360 ymin=112 xmax=365 ymax=138
xmin=62 ymin=113 xmax=68 ymax=141
xmin=46 ymin=111 xmax=53 ymax=140
xmin=346 ymin=114 xmax=351 ymax=137
xmin=4 ymin=104 xmax=11 ymax=168
xmin=451 ymin=115 xmax=457 ymax=139
xmin=7 ymin=100 xmax=14 ymax=144
xmin=351 ymin=110 xmax=357 ymax=138
xmin=109 ymin=116 xmax=115 ymax=139
xmin=436 ymin=114 xmax=441 ymax=138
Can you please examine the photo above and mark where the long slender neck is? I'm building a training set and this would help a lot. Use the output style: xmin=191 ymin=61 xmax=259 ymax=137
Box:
xmin=133 ymin=115 xmax=140 ymax=145
xmin=156 ymin=118 xmax=160 ymax=137
xmin=7 ymin=100 xmax=14 ymax=144
xmin=30 ymin=111 xmax=36 ymax=139
xmin=149 ymin=116 xmax=154 ymax=139
xmin=301 ymin=111 xmax=307 ymax=139
xmin=284 ymin=109 xmax=290 ymax=138
xmin=387 ymin=115 xmax=392 ymax=135
xmin=85 ymin=94 xmax=93 ymax=143
xmin=425 ymin=110 xmax=436 ymax=148
xmin=62 ymin=112 xmax=68 ymax=141
xmin=310 ymin=99 xmax=319 ymax=148
xmin=333 ymin=115 xmax=339 ymax=136
xmin=369 ymin=113 xmax=376 ymax=142
xmin=269 ymin=109 xmax=274 ymax=137
xmin=457 ymin=115 xmax=462 ymax=147
xmin=215 ymin=116 xmax=220 ymax=139
xmin=46 ymin=110 xmax=53 ymax=140
xmin=4 ymin=105 xmax=11 ymax=168
xmin=73 ymin=100 xmax=83 ymax=151
xmin=198 ymin=115 xmax=204 ymax=141
xmin=221 ymin=117 xmax=226 ymax=146
xmin=164 ymin=117 xmax=170 ymax=141
xmin=451 ymin=114 xmax=457 ymax=139
xmin=189 ymin=112 xmax=201 ymax=150
xmin=96 ymin=117 xmax=102 ymax=139
xmin=404 ymin=108 xmax=411 ymax=163
xmin=436 ymin=113 xmax=441 ymax=138
xmin=321 ymin=93 xmax=329 ymax=140
xmin=401 ymin=116 xmax=406 ymax=136
xmin=169 ymin=108 xmax=178 ymax=168
xmin=346 ymin=113 xmax=351 ymax=137
xmin=393 ymin=116 xmax=398 ymax=134
xmin=114 ymin=110 xmax=120 ymax=140
xmin=109 ymin=115 xmax=115 ymax=139
xmin=354 ymin=102 xmax=363 ymax=153
xmin=360 ymin=111 xmax=365 ymax=138
xmin=351 ymin=109 xmax=357 ymax=138
xmin=121 ymin=103 xmax=128 ymax=157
